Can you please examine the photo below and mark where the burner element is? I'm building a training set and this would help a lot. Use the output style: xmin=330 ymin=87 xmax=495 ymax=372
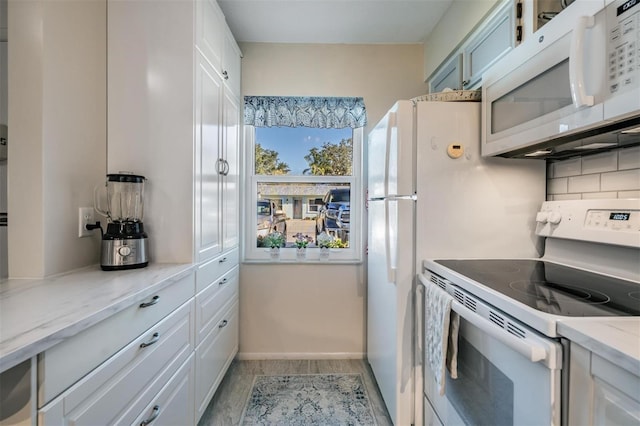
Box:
xmin=509 ymin=280 xmax=611 ymax=305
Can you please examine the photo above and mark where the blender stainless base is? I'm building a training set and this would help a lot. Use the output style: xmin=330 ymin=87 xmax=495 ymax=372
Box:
xmin=101 ymin=238 xmax=148 ymax=271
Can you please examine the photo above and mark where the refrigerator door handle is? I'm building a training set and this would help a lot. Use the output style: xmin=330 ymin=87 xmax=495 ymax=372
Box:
xmin=383 ymin=112 xmax=396 ymax=198
xmin=385 ymin=199 xmax=398 ymax=284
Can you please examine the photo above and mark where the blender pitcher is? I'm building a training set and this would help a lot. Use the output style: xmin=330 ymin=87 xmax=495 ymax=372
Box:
xmin=95 ymin=173 xmax=146 ymax=222
xmin=94 ymin=173 xmax=149 ymax=270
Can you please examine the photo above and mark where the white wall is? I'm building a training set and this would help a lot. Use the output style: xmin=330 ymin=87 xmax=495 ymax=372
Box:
xmin=8 ymin=0 xmax=106 ymax=278
xmin=422 ymin=0 xmax=499 ymax=82
xmin=239 ymin=42 xmax=427 ymax=358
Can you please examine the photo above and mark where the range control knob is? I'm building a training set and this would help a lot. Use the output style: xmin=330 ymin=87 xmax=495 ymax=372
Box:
xmin=535 ymin=212 xmax=549 ymax=223
xmin=118 ymin=246 xmax=132 ymax=257
xmin=548 ymin=212 xmax=562 ymax=225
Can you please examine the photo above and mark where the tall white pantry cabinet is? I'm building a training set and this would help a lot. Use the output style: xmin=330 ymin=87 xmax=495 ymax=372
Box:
xmin=106 ymin=0 xmax=241 ymax=424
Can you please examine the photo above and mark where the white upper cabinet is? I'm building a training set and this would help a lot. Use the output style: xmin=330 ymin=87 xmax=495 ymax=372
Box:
xmin=462 ymin=0 xmax=518 ymax=89
xmin=196 ymin=0 xmax=225 ymax=73
xmin=196 ymin=0 xmax=242 ymax=100
xmin=430 ymin=53 xmax=463 ymax=93
xmin=429 ymin=0 xmax=522 ymax=91
xmin=223 ymin=28 xmax=242 ymax=99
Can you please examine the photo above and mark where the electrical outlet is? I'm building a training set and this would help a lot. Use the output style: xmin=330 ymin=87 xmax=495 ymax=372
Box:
xmin=79 ymin=207 xmax=95 ymax=238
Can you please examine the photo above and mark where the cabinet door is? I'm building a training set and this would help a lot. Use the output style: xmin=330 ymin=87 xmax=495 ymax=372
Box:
xmin=429 ymin=53 xmax=463 ymax=93
xmin=222 ymin=29 xmax=242 ymax=99
xmin=195 ymin=300 xmax=238 ymax=422
xmin=462 ymin=0 xmax=517 ymax=89
xmin=195 ymin=0 xmax=224 ymax=74
xmin=195 ymin=52 xmax=223 ymax=262
xmin=222 ymin=91 xmax=239 ymax=250
xmin=134 ymin=355 xmax=195 ymax=426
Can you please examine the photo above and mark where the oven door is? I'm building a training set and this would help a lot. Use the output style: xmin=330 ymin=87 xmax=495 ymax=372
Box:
xmin=481 ymin=0 xmax=606 ymax=157
xmin=420 ymin=276 xmax=563 ymax=426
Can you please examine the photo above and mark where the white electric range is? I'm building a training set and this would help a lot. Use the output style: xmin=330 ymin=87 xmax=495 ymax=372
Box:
xmin=421 ymin=199 xmax=640 ymax=426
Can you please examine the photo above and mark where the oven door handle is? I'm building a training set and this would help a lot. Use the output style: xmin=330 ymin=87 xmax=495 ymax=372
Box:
xmin=451 ymin=300 xmax=548 ymax=364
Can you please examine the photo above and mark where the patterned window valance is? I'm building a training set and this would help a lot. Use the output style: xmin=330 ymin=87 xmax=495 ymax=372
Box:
xmin=244 ymin=96 xmax=367 ymax=129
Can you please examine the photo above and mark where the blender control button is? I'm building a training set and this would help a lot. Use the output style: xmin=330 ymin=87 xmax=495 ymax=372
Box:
xmin=118 ymin=246 xmax=132 ymax=257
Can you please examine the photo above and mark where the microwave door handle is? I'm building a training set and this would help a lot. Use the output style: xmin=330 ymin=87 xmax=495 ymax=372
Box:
xmin=569 ymin=15 xmax=595 ymax=108
xmin=451 ymin=300 xmax=548 ymax=363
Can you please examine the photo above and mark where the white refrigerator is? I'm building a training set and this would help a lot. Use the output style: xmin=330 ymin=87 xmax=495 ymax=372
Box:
xmin=366 ymin=100 xmax=545 ymax=425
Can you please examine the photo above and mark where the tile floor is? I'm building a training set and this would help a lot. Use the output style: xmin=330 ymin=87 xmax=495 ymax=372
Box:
xmin=198 ymin=359 xmax=393 ymax=426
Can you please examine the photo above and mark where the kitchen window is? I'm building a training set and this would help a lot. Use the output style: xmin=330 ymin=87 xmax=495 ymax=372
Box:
xmin=243 ymin=96 xmax=366 ymax=262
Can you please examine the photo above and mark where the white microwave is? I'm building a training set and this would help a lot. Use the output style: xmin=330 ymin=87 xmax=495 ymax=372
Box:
xmin=482 ymin=0 xmax=640 ymax=158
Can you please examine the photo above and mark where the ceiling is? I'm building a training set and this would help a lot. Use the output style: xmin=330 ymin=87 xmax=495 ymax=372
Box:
xmin=217 ymin=0 xmax=454 ymax=44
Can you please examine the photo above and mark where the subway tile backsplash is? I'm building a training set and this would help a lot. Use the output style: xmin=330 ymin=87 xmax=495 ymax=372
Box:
xmin=547 ymin=147 xmax=640 ymax=200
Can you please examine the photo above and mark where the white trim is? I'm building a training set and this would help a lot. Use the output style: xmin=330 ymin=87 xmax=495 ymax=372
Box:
xmin=237 ymin=352 xmax=366 ymax=360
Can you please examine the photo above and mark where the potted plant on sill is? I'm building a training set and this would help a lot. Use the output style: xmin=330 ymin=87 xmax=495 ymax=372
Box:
xmin=294 ymin=233 xmax=311 ymax=260
xmin=316 ymin=232 xmax=333 ymax=260
xmin=263 ymin=231 xmax=285 ymax=260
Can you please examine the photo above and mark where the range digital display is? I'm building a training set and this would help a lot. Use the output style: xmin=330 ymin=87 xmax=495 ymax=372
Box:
xmin=609 ymin=212 xmax=631 ymax=221
xmin=618 ymin=0 xmax=639 ymax=16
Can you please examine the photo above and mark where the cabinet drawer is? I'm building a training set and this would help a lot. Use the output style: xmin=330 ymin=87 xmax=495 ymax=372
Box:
xmin=195 ymin=265 xmax=238 ymax=344
xmin=38 ymin=271 xmax=195 ymax=406
xmin=38 ymin=300 xmax=194 ymax=426
xmin=195 ymin=300 xmax=238 ymax=421
xmin=133 ymin=354 xmax=195 ymax=426
xmin=196 ymin=248 xmax=238 ymax=293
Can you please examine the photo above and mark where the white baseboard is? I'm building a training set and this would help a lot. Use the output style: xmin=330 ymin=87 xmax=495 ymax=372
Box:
xmin=237 ymin=352 xmax=365 ymax=361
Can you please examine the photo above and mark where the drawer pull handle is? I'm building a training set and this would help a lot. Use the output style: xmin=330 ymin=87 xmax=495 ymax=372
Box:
xmin=140 ymin=405 xmax=160 ymax=425
xmin=219 ymin=257 xmax=227 ymax=263
xmin=218 ymin=278 xmax=228 ymax=286
xmin=139 ymin=295 xmax=159 ymax=308
xmin=140 ymin=332 xmax=160 ymax=348
xmin=219 ymin=319 xmax=228 ymax=329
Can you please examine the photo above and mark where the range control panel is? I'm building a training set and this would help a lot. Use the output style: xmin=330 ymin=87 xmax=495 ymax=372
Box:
xmin=607 ymin=0 xmax=640 ymax=94
xmin=585 ymin=208 xmax=640 ymax=231
xmin=536 ymin=199 xmax=640 ymax=247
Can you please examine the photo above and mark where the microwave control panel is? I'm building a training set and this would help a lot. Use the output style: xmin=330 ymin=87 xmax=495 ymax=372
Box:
xmin=607 ymin=0 xmax=640 ymax=94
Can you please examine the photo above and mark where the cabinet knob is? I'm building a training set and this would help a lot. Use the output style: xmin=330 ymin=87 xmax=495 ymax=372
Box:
xmin=462 ymin=80 xmax=470 ymax=87
xmin=219 ymin=319 xmax=228 ymax=329
xmin=218 ymin=277 xmax=228 ymax=286
xmin=222 ymin=70 xmax=229 ymax=80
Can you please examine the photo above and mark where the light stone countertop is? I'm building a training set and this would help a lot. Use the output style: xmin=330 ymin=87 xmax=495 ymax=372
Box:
xmin=557 ymin=317 xmax=640 ymax=376
xmin=0 ymin=263 xmax=195 ymax=373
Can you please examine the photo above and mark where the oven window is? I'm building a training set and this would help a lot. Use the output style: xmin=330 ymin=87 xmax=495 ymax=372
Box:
xmin=446 ymin=335 xmax=514 ymax=425
xmin=491 ymin=59 xmax=572 ymax=134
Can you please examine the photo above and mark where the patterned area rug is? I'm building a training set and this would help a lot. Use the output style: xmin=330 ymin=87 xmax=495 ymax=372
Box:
xmin=240 ymin=373 xmax=378 ymax=425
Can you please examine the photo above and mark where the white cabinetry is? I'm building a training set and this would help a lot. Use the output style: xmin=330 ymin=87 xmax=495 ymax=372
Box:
xmin=194 ymin=251 xmax=239 ymax=422
xmin=429 ymin=0 xmax=522 ymax=91
xmin=569 ymin=343 xmax=640 ymax=425
xmin=108 ymin=0 xmax=241 ymax=265
xmin=38 ymin=277 xmax=196 ymax=425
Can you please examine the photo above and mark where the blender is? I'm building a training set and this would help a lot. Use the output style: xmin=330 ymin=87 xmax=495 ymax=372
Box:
xmin=94 ymin=173 xmax=149 ymax=270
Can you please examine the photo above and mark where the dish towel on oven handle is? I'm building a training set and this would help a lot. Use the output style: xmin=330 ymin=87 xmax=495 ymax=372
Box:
xmin=425 ymin=281 xmax=460 ymax=396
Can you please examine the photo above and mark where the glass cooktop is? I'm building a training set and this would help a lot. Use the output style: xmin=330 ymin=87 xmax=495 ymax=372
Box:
xmin=435 ymin=259 xmax=640 ymax=317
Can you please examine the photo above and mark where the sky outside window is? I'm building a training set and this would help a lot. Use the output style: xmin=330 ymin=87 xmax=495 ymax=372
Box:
xmin=255 ymin=127 xmax=352 ymax=175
